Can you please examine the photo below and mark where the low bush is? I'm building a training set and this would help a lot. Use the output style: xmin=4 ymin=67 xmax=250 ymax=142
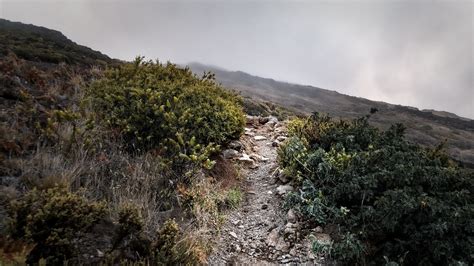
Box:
xmin=280 ymin=113 xmax=474 ymax=265
xmin=85 ymin=58 xmax=245 ymax=170
xmin=8 ymin=186 xmax=107 ymax=264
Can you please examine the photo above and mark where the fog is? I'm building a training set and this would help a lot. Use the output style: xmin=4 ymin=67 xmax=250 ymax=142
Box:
xmin=2 ymin=0 xmax=473 ymax=118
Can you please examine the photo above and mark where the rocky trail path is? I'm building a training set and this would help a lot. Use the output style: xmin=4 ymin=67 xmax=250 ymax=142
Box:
xmin=208 ymin=117 xmax=323 ymax=265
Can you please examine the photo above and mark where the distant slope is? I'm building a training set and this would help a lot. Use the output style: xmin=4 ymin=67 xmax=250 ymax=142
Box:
xmin=189 ymin=62 xmax=474 ymax=166
xmin=0 ymin=19 xmax=114 ymax=65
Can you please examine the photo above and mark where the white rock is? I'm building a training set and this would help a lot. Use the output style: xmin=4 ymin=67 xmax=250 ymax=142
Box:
xmin=276 ymin=136 xmax=287 ymax=142
xmin=254 ymin=135 xmax=267 ymax=141
xmin=97 ymin=249 xmax=104 ymax=258
xmin=229 ymin=231 xmax=238 ymax=239
xmin=277 ymin=185 xmax=294 ymax=196
xmin=238 ymin=153 xmax=254 ymax=162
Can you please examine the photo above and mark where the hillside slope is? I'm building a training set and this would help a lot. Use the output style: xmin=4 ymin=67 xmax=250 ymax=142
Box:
xmin=189 ymin=63 xmax=474 ymax=166
xmin=0 ymin=19 xmax=114 ymax=65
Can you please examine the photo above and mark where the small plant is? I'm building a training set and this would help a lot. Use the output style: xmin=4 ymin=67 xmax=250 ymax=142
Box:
xmin=225 ymin=188 xmax=243 ymax=209
xmin=154 ymin=219 xmax=180 ymax=264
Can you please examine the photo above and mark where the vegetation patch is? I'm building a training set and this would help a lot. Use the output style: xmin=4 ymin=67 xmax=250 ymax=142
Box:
xmin=279 ymin=113 xmax=474 ymax=265
xmin=86 ymin=57 xmax=245 ymax=171
xmin=1 ymin=51 xmax=245 ymax=264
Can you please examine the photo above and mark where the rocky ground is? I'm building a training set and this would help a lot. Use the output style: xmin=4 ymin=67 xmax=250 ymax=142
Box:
xmin=208 ymin=116 xmax=330 ymax=265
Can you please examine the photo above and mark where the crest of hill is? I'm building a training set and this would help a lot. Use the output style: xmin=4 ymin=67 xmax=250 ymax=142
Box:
xmin=0 ymin=18 xmax=115 ymax=65
xmin=188 ymin=62 xmax=474 ymax=166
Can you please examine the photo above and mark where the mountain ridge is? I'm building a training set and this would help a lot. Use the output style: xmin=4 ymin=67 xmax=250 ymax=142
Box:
xmin=188 ymin=62 xmax=471 ymax=121
xmin=188 ymin=62 xmax=474 ymax=165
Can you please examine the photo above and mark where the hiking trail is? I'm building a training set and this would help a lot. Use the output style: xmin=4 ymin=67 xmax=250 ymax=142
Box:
xmin=208 ymin=117 xmax=326 ymax=265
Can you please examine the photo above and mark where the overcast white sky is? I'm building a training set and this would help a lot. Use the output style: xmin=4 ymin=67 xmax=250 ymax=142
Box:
xmin=1 ymin=0 xmax=473 ymax=118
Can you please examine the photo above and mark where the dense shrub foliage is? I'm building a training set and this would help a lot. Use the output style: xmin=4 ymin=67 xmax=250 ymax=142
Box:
xmin=279 ymin=113 xmax=474 ymax=265
xmin=8 ymin=187 xmax=107 ymax=263
xmin=86 ymin=57 xmax=245 ymax=168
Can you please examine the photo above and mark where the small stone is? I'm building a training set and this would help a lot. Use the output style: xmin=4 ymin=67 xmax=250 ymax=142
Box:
xmin=261 ymin=204 xmax=268 ymax=210
xmin=278 ymin=170 xmax=289 ymax=183
xmin=222 ymin=149 xmax=239 ymax=159
xmin=289 ymin=248 xmax=297 ymax=256
xmin=254 ymin=135 xmax=267 ymax=141
xmin=287 ymin=209 xmax=297 ymax=223
xmin=272 ymin=140 xmax=280 ymax=147
xmin=246 ymin=115 xmax=258 ymax=124
xmin=258 ymin=116 xmax=270 ymax=124
xmin=229 ymin=231 xmax=238 ymax=239
xmin=277 ymin=185 xmax=294 ymax=196
xmin=277 ymin=136 xmax=287 ymax=142
xmin=228 ymin=140 xmax=243 ymax=151
xmin=231 ymin=219 xmax=240 ymax=225
xmin=267 ymin=190 xmax=273 ymax=194
xmin=275 ymin=237 xmax=289 ymax=252
xmin=238 ymin=153 xmax=254 ymax=162
xmin=266 ymin=228 xmax=279 ymax=247
xmin=97 ymin=249 xmax=104 ymax=258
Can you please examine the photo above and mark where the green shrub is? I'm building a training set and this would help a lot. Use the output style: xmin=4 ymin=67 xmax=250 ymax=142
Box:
xmin=154 ymin=219 xmax=180 ymax=264
xmin=8 ymin=186 xmax=107 ymax=264
xmin=85 ymin=57 xmax=245 ymax=169
xmin=111 ymin=204 xmax=152 ymax=263
xmin=279 ymin=113 xmax=474 ymax=265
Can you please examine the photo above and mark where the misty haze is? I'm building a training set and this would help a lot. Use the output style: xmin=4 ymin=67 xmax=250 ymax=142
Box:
xmin=2 ymin=0 xmax=472 ymax=118
xmin=0 ymin=1 xmax=473 ymax=265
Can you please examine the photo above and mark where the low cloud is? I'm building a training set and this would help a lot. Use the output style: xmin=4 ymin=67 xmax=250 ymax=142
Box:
xmin=2 ymin=0 xmax=472 ymax=118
